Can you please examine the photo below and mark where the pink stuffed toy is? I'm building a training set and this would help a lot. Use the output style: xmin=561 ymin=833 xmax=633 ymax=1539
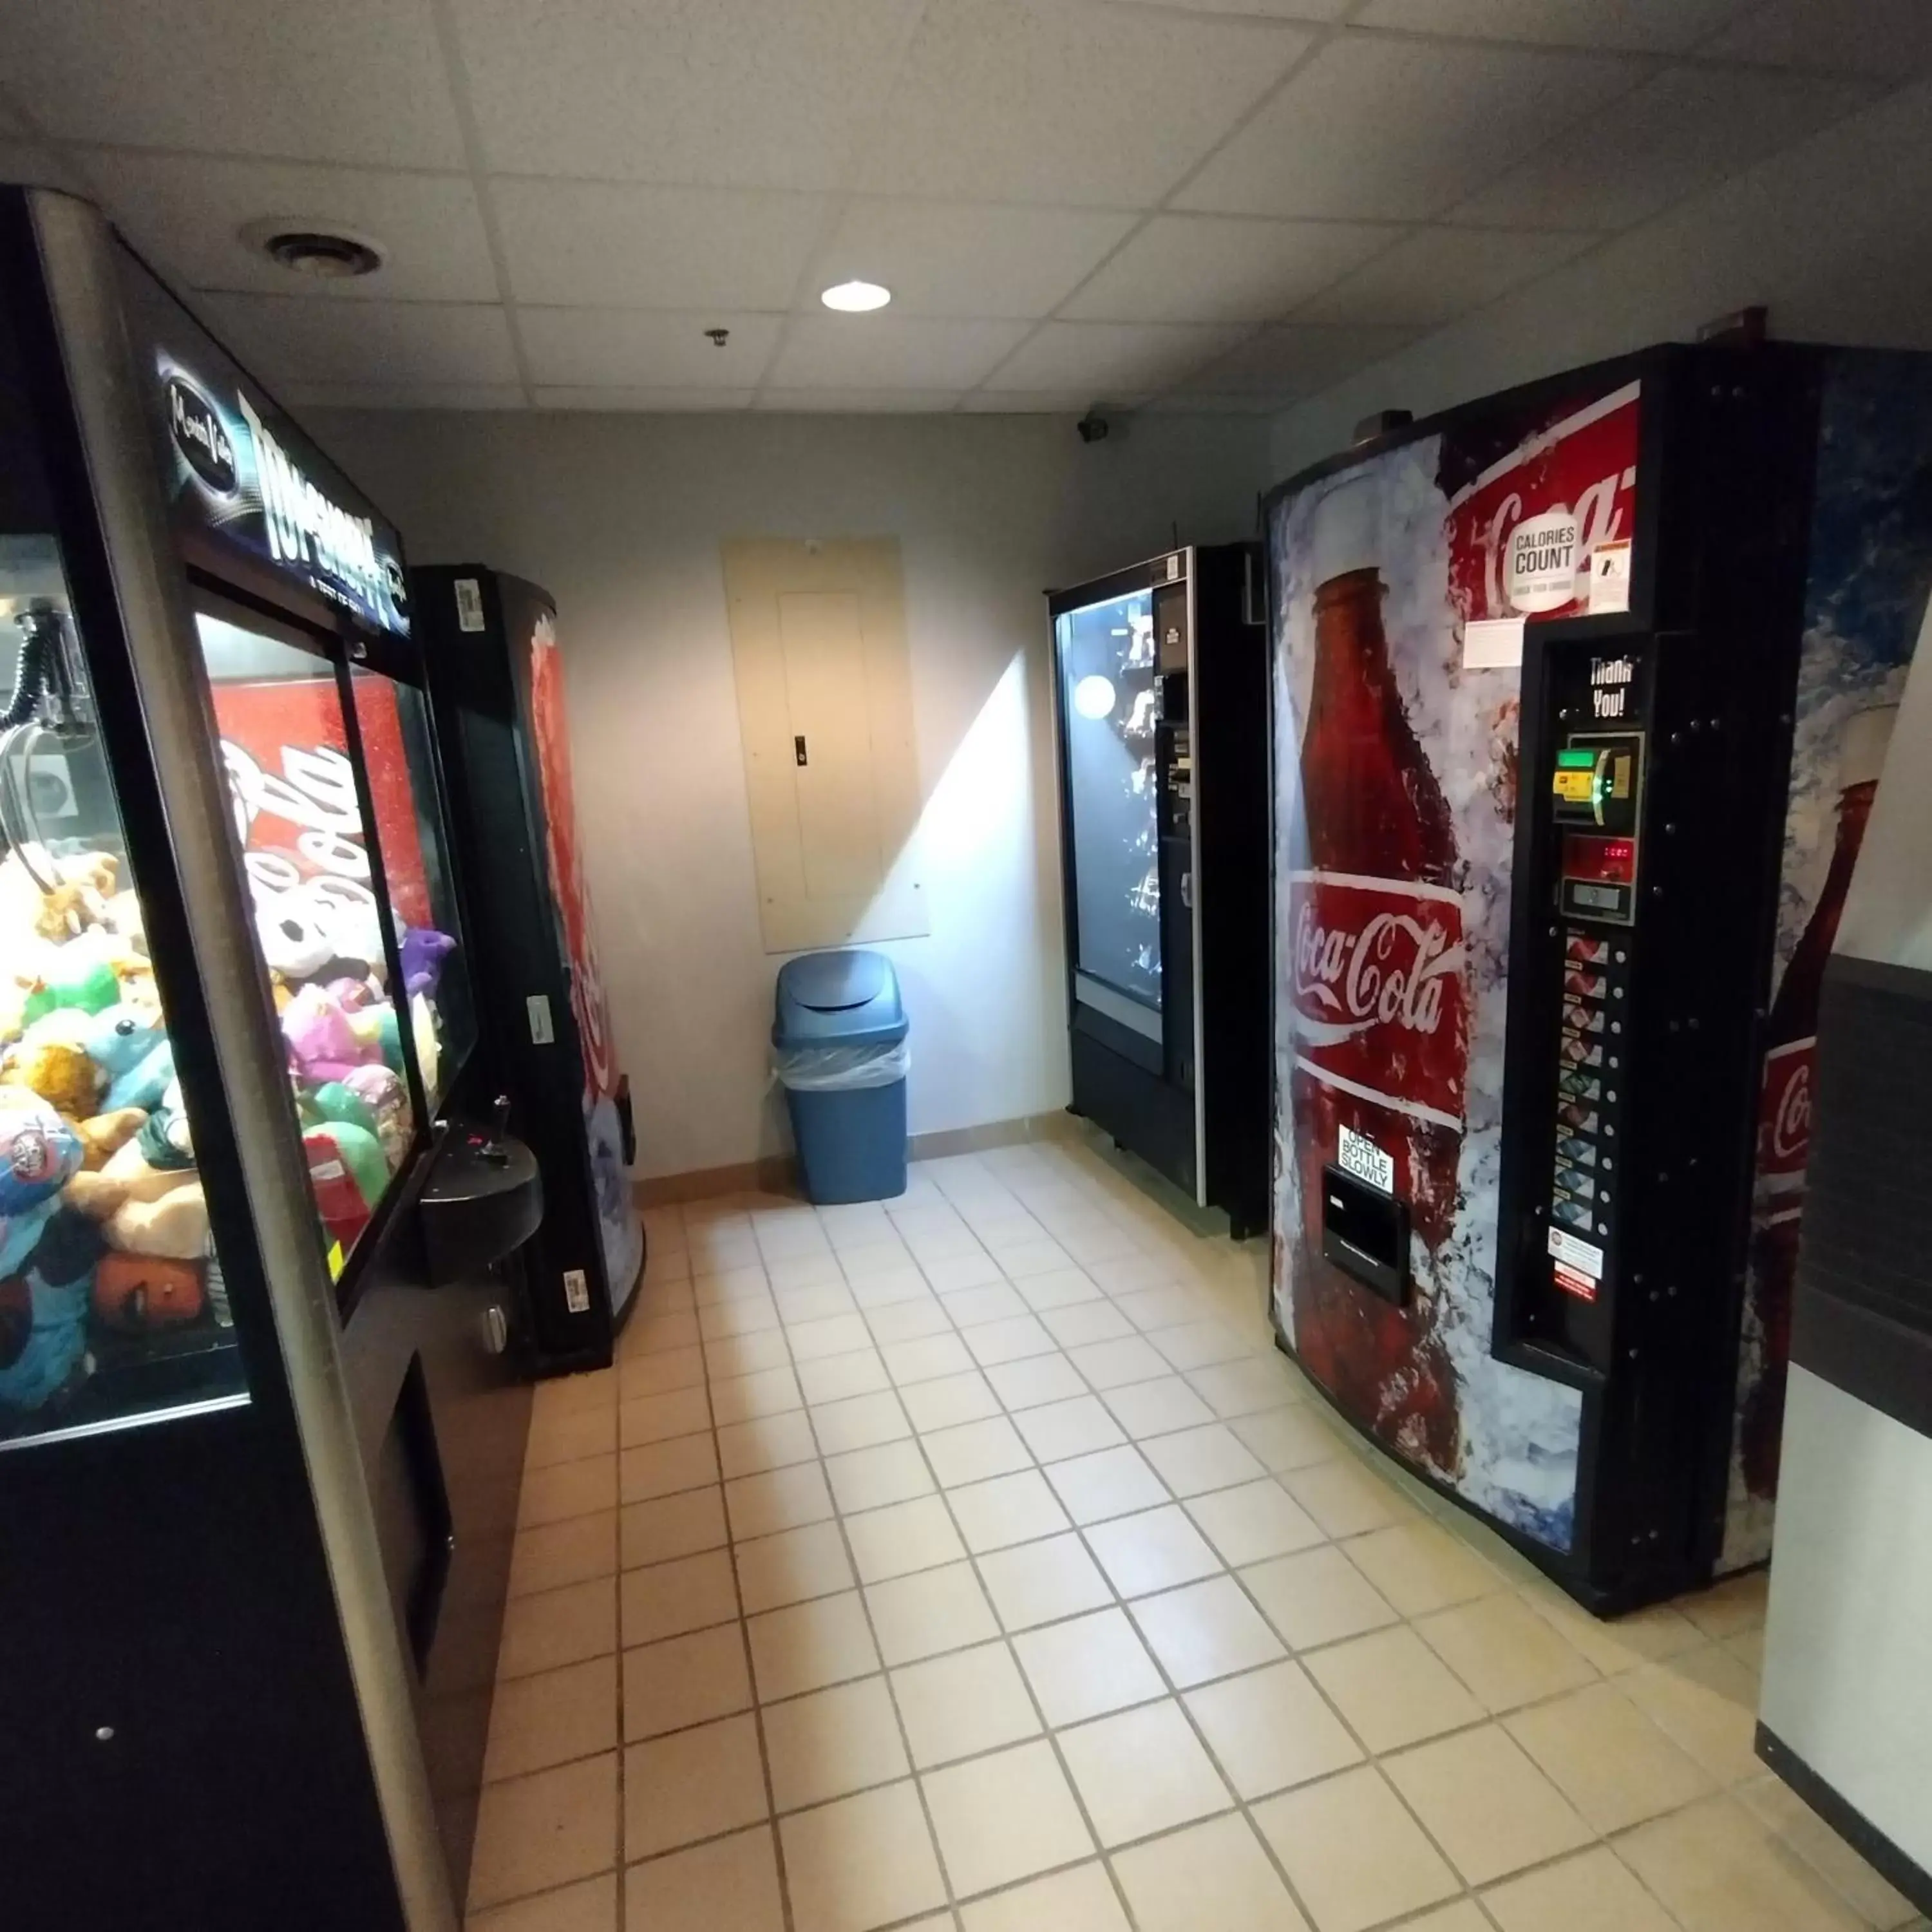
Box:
xmin=281 ymin=983 xmax=380 ymax=1085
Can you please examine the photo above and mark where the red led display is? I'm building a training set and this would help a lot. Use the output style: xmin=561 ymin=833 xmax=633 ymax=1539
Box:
xmin=1563 ymin=833 xmax=1636 ymax=885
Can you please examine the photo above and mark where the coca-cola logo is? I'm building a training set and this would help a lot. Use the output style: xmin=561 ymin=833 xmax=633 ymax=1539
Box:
xmin=1762 ymin=1045 xmax=1814 ymax=1171
xmin=1772 ymin=1064 xmax=1810 ymax=1162
xmin=1293 ymin=902 xmax=1461 ymax=1047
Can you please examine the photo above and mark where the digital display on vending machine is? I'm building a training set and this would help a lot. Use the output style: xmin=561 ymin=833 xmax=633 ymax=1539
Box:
xmin=1562 ymin=834 xmax=1636 ymax=884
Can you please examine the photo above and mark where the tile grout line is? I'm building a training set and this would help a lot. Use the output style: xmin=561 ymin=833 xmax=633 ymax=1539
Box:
xmin=516 ymin=1153 xmax=1798 ymax=1932
xmin=685 ymin=1264 xmax=802 ymax=1932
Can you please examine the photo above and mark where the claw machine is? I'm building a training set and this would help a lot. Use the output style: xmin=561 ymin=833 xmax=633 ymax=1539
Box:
xmin=0 ymin=185 xmax=528 ymax=1927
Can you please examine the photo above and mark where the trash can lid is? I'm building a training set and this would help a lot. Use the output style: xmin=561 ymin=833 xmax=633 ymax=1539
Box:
xmin=778 ymin=949 xmax=891 ymax=1012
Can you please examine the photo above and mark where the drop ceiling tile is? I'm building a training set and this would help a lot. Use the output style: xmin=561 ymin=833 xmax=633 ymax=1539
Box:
xmin=1177 ymin=34 xmax=1638 ymax=220
xmin=0 ymin=144 xmax=80 ymax=194
xmin=987 ymin=321 xmax=1249 ymax=393
xmin=1355 ymin=0 xmax=1747 ymax=52
xmin=768 ymin=316 xmax=1030 ymax=390
xmin=1186 ymin=322 xmax=1419 ymax=395
xmin=1294 ymin=225 xmax=1597 ymax=326
xmin=80 ymin=154 xmax=496 ymax=303
xmin=853 ymin=0 xmax=1314 ymax=207
xmin=1144 ymin=392 xmax=1296 ymax=413
xmin=755 ymin=390 xmax=965 ymax=412
xmin=1063 ymin=214 xmax=1398 ymax=324
xmin=1705 ymin=0 xmax=1932 ymax=77
xmin=1139 ymin=0 xmax=1349 ymax=14
xmin=520 ymin=309 xmax=782 ymax=388
xmin=960 ymin=391 xmax=1150 ymax=413
xmin=0 ymin=0 xmax=464 ymax=169
xmin=535 ymin=388 xmax=755 ymax=410
xmin=811 ymin=201 xmax=1137 ymax=319
xmin=280 ymin=383 xmax=526 ymax=410
xmin=191 ymin=294 xmax=520 ymax=388
xmin=1454 ymin=64 xmax=1873 ymax=231
xmin=493 ymin=179 xmax=828 ymax=310
xmin=452 ymin=0 xmax=921 ymax=189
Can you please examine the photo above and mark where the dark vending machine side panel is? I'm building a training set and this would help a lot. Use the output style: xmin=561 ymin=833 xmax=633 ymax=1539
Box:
xmin=418 ymin=567 xmax=643 ymax=1370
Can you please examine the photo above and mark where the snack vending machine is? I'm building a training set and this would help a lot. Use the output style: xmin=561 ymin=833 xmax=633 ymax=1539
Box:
xmin=417 ymin=567 xmax=643 ymax=1370
xmin=1269 ymin=342 xmax=1932 ymax=1611
xmin=1050 ymin=544 xmax=1270 ymax=1235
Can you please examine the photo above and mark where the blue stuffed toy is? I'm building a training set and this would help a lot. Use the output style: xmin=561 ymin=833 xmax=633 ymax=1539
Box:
xmin=86 ymin=1003 xmax=175 ymax=1113
xmin=0 ymin=1202 xmax=100 ymax=1419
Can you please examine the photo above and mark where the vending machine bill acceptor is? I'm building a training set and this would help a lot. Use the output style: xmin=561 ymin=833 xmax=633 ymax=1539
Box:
xmin=1269 ymin=342 xmax=1932 ymax=1611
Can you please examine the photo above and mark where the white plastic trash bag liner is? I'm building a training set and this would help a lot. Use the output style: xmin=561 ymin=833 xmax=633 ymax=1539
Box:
xmin=773 ymin=1039 xmax=911 ymax=1093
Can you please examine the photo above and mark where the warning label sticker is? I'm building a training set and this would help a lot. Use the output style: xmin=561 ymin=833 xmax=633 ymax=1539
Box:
xmin=1546 ymin=1225 xmax=1605 ymax=1278
xmin=1553 ymin=1261 xmax=1598 ymax=1302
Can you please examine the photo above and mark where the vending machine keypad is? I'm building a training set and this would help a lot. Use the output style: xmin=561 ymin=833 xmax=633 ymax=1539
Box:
xmin=1542 ymin=723 xmax=1643 ymax=1318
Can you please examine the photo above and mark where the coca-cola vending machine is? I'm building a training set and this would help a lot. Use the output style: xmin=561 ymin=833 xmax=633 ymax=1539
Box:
xmin=1269 ymin=345 xmax=1932 ymax=1609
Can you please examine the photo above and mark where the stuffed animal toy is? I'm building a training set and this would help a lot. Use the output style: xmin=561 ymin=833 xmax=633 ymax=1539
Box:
xmin=84 ymin=1003 xmax=174 ymax=1112
xmin=0 ymin=1204 xmax=103 ymax=1417
xmin=340 ymin=1065 xmax=408 ymax=1164
xmin=93 ymin=1251 xmax=204 ymax=1331
xmin=0 ymin=1273 xmax=28 ymax=1369
xmin=0 ymin=1100 xmax=83 ymax=1215
xmin=399 ymin=926 xmax=457 ymax=998
xmin=411 ymin=990 xmax=440 ymax=1097
xmin=21 ymin=957 xmax=121 ymax=1027
xmin=74 ymin=1108 xmax=146 ymax=1170
xmin=64 ymin=1109 xmax=194 ymax=1218
xmin=304 ymin=1121 xmax=387 ymax=1249
xmin=308 ymin=880 xmax=388 ymax=976
xmin=104 ymin=1181 xmax=208 ymax=1261
xmin=312 ymin=1080 xmax=379 ymax=1140
xmin=283 ymin=983 xmax=380 ymax=1086
xmin=254 ymin=893 xmax=336 ymax=981
xmin=101 ymin=887 xmax=147 ymax=956
xmin=0 ymin=1039 xmax=104 ymax=1118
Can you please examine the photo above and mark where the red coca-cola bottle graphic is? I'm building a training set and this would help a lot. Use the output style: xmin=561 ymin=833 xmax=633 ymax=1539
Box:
xmin=1288 ymin=475 xmax=1468 ymax=1471
xmin=1738 ymin=703 xmax=1894 ymax=1496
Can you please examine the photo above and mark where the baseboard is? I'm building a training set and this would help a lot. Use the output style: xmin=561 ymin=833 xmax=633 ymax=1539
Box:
xmin=907 ymin=1111 xmax=1080 ymax=1160
xmin=634 ymin=1112 xmax=1079 ymax=1207
xmin=634 ymin=1155 xmax=795 ymax=1207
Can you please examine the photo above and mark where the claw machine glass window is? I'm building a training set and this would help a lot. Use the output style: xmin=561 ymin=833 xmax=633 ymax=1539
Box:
xmin=1057 ymin=587 xmax=1162 ymax=1010
xmin=0 ymin=538 xmax=245 ymax=1443
xmin=196 ymin=603 xmax=473 ymax=1282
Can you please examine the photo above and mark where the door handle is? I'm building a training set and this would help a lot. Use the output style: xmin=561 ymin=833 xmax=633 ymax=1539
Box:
xmin=794 ymin=735 xmax=808 ymax=766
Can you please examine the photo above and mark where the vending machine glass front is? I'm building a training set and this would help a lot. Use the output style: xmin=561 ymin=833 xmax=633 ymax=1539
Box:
xmin=1057 ymin=587 xmax=1162 ymax=1011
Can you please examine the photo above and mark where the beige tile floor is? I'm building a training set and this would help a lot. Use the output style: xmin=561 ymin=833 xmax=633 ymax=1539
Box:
xmin=466 ymin=1139 xmax=1929 ymax=1932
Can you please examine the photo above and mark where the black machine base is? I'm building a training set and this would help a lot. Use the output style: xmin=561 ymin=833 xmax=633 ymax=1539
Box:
xmin=1757 ymin=1725 xmax=1932 ymax=1918
xmin=1070 ymin=1024 xmax=1196 ymax=1204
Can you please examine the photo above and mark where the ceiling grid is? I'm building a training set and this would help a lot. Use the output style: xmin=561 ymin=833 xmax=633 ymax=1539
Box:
xmin=0 ymin=0 xmax=1921 ymax=414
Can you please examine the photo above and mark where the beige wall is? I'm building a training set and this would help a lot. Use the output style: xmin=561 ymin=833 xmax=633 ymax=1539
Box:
xmin=312 ymin=406 xmax=1271 ymax=1177
xmin=1269 ymin=73 xmax=1932 ymax=479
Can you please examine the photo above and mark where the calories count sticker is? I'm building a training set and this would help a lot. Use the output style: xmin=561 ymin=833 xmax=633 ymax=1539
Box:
xmin=1506 ymin=507 xmax=1583 ymax=613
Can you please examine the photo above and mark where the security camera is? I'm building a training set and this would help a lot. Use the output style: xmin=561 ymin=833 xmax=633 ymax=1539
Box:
xmin=1077 ymin=408 xmax=1110 ymax=445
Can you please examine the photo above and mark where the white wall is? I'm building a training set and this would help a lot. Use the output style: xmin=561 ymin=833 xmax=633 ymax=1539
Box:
xmin=312 ymin=407 xmax=1270 ymax=1177
xmin=1269 ymin=73 xmax=1932 ymax=478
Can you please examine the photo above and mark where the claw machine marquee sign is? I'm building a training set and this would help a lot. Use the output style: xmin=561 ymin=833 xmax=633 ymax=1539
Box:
xmin=147 ymin=343 xmax=410 ymax=638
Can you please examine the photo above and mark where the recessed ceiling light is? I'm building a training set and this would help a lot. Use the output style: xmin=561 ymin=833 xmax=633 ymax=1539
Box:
xmin=820 ymin=279 xmax=891 ymax=313
xmin=240 ymin=216 xmax=386 ymax=279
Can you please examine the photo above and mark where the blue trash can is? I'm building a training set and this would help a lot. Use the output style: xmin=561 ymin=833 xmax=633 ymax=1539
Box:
xmin=772 ymin=950 xmax=909 ymax=1204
